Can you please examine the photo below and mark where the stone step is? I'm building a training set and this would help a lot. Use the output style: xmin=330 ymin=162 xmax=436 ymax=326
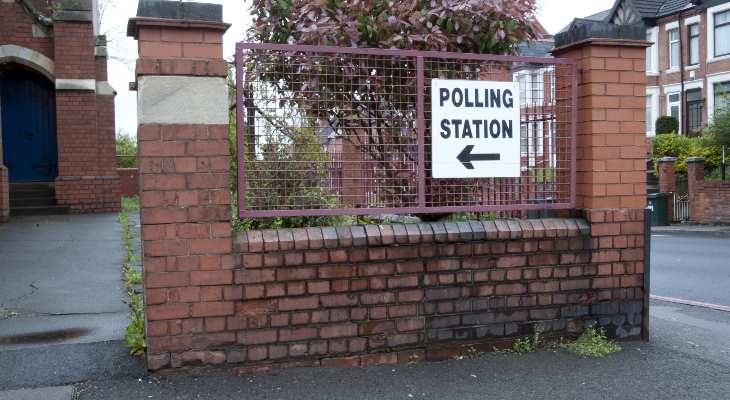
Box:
xmin=9 ymin=206 xmax=69 ymax=216
xmin=10 ymin=196 xmax=56 ymax=208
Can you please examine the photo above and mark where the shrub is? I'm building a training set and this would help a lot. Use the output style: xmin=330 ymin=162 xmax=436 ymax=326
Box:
xmin=652 ymin=134 xmax=721 ymax=175
xmin=116 ymin=131 xmax=137 ymax=168
xmin=655 ymin=116 xmax=678 ymax=135
xmin=704 ymin=106 xmax=730 ymax=148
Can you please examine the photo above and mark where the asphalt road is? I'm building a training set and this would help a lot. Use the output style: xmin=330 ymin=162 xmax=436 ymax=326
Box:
xmin=650 ymin=232 xmax=730 ymax=306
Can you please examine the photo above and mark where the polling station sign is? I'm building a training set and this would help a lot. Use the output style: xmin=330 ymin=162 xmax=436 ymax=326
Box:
xmin=430 ymin=79 xmax=521 ymax=178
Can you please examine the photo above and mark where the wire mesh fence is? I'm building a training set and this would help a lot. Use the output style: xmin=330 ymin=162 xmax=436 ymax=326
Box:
xmin=235 ymin=43 xmax=576 ymax=218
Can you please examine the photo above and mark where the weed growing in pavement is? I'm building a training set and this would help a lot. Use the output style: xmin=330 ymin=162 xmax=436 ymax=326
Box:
xmin=119 ymin=197 xmax=146 ymax=356
xmin=453 ymin=346 xmax=484 ymax=360
xmin=494 ymin=325 xmax=544 ymax=355
xmin=407 ymin=354 xmax=421 ymax=366
xmin=0 ymin=305 xmax=18 ymax=320
xmin=123 ymin=289 xmax=147 ymax=356
xmin=563 ymin=327 xmax=621 ymax=358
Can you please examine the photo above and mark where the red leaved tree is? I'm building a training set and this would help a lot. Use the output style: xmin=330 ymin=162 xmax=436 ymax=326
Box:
xmin=242 ymin=0 xmax=540 ymax=214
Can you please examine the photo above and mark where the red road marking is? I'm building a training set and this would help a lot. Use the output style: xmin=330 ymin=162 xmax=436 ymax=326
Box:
xmin=650 ymin=295 xmax=730 ymax=312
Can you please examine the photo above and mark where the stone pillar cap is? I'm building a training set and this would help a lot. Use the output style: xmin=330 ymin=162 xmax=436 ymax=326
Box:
xmin=686 ymin=157 xmax=705 ymax=163
xmin=658 ymin=157 xmax=677 ymax=163
xmin=127 ymin=0 xmax=229 ymax=38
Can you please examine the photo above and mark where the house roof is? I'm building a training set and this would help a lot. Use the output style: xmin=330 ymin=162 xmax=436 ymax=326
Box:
xmin=655 ymin=0 xmax=694 ymax=18
xmin=516 ymin=40 xmax=555 ymax=58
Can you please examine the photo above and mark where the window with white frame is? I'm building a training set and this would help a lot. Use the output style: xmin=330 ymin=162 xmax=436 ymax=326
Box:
xmin=646 ymin=88 xmax=660 ymax=136
xmin=688 ymin=23 xmax=700 ymax=65
xmin=646 ymin=28 xmax=659 ymax=73
xmin=715 ymin=10 xmax=730 ymax=58
xmin=714 ymin=81 xmax=730 ymax=112
xmin=517 ymin=74 xmax=528 ymax=105
xmin=667 ymin=92 xmax=681 ymax=133
xmin=646 ymin=93 xmax=655 ymax=134
xmin=530 ymin=72 xmax=543 ymax=105
xmin=709 ymin=3 xmax=730 ymax=61
xmin=668 ymin=28 xmax=680 ymax=69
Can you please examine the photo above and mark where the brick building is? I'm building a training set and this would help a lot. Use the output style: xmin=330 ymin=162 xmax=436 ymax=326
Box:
xmin=569 ymin=0 xmax=730 ymax=136
xmin=0 ymin=0 xmax=119 ymax=220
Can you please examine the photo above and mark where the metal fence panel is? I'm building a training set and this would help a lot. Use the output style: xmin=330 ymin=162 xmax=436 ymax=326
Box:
xmin=235 ymin=43 xmax=577 ymax=218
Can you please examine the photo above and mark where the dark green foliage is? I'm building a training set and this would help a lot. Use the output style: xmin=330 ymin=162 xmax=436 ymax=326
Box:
xmin=655 ymin=116 xmax=678 ymax=135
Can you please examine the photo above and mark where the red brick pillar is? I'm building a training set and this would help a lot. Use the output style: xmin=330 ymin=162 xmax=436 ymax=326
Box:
xmin=552 ymin=39 xmax=648 ymax=210
xmin=128 ymin=2 xmax=232 ymax=369
xmin=53 ymin=0 xmax=120 ymax=212
xmin=658 ymin=157 xmax=677 ymax=193
xmin=686 ymin=157 xmax=705 ymax=222
xmin=658 ymin=157 xmax=677 ymax=222
xmin=553 ymin=35 xmax=650 ymax=338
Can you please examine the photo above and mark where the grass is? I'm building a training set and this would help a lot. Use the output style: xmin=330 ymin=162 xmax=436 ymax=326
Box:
xmin=562 ymin=327 xmax=621 ymax=358
xmin=119 ymin=197 xmax=146 ymax=356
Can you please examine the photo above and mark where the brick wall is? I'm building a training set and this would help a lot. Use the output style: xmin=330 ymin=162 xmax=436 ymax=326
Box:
xmin=54 ymin=90 xmax=120 ymax=213
xmin=0 ymin=0 xmax=54 ymax=59
xmin=119 ymin=168 xmax=140 ymax=198
xmin=143 ymin=213 xmax=645 ymax=370
xmin=1 ymin=0 xmax=120 ymax=215
xmin=686 ymin=158 xmax=730 ymax=224
xmin=132 ymin=6 xmax=648 ymax=372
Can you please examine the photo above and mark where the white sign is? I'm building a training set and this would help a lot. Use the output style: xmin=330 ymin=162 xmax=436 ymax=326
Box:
xmin=430 ymin=79 xmax=521 ymax=178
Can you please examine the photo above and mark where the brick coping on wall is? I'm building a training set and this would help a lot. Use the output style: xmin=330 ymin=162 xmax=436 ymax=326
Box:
xmin=232 ymin=219 xmax=590 ymax=254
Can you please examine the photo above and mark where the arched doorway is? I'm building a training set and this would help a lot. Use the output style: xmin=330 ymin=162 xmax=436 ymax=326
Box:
xmin=0 ymin=64 xmax=58 ymax=182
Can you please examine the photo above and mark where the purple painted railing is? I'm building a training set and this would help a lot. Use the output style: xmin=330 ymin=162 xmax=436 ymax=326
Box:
xmin=235 ymin=43 xmax=577 ymax=218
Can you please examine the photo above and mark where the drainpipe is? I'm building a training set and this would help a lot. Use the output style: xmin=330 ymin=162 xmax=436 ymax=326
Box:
xmin=17 ymin=0 xmax=53 ymax=27
xmin=678 ymin=10 xmax=686 ymax=135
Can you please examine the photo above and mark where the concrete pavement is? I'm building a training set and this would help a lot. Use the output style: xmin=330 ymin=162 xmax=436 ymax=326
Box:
xmin=651 ymin=224 xmax=730 ymax=238
xmin=75 ymin=301 xmax=730 ymax=400
xmin=0 ymin=213 xmax=145 ymax=394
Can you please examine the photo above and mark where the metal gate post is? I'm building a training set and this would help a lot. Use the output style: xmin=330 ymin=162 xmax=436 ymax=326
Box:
xmin=643 ymin=207 xmax=651 ymax=341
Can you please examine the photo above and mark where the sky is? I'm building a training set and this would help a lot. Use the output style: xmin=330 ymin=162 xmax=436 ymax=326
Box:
xmin=104 ymin=0 xmax=617 ymax=138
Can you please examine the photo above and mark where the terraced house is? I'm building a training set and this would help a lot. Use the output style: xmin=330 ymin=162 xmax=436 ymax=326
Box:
xmin=577 ymin=0 xmax=730 ymax=136
xmin=0 ymin=0 xmax=120 ymax=221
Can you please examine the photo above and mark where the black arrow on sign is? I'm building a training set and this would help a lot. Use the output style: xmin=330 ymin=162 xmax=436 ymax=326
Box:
xmin=457 ymin=145 xmax=500 ymax=170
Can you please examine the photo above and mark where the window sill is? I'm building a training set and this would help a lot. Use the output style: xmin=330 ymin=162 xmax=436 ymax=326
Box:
xmin=708 ymin=54 xmax=730 ymax=63
xmin=647 ymin=71 xmax=660 ymax=76
xmin=685 ymin=65 xmax=700 ymax=71
xmin=665 ymin=68 xmax=680 ymax=74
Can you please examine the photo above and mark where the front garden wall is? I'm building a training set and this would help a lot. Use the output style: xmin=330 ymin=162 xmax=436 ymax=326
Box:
xmin=144 ymin=212 xmax=645 ymax=370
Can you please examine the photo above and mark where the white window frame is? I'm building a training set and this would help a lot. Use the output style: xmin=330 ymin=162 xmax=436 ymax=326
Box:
xmin=667 ymin=24 xmax=681 ymax=72
xmin=687 ymin=23 xmax=701 ymax=66
xmin=646 ymin=27 xmax=659 ymax=75
xmin=684 ymin=15 xmax=700 ymax=26
xmin=666 ymin=91 xmax=682 ymax=134
xmin=646 ymin=87 xmax=660 ymax=137
xmin=708 ymin=72 xmax=730 ymax=121
xmin=707 ymin=2 xmax=730 ymax=63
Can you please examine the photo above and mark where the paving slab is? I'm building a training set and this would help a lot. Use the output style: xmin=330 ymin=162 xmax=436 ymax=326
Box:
xmin=0 ymin=385 xmax=74 ymax=400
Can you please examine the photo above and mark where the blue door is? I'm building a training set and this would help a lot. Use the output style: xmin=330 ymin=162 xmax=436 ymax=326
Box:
xmin=1 ymin=66 xmax=58 ymax=182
